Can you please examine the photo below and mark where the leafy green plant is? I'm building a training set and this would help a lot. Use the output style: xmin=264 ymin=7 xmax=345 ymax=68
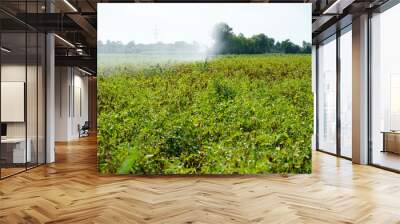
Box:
xmin=97 ymin=54 xmax=313 ymax=174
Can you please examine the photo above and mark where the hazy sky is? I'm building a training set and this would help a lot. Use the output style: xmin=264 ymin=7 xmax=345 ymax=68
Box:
xmin=98 ymin=3 xmax=311 ymax=47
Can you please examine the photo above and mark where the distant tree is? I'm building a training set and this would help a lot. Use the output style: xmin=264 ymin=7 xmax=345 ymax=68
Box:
xmin=98 ymin=23 xmax=311 ymax=55
xmin=212 ymin=23 xmax=234 ymax=41
xmin=126 ymin=41 xmax=136 ymax=53
xmin=211 ymin=23 xmax=310 ymax=55
xmin=97 ymin=40 xmax=104 ymax=52
xmin=98 ymin=40 xmax=126 ymax=53
xmin=98 ymin=40 xmax=201 ymax=54
xmin=212 ymin=23 xmax=235 ymax=54
xmin=279 ymin=39 xmax=300 ymax=53
xmin=300 ymin=41 xmax=312 ymax=54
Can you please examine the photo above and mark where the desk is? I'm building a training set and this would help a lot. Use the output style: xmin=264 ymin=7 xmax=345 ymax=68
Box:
xmin=382 ymin=131 xmax=400 ymax=154
xmin=1 ymin=138 xmax=31 ymax=164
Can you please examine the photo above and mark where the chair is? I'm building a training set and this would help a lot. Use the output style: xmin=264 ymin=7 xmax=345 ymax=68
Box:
xmin=79 ymin=121 xmax=90 ymax=138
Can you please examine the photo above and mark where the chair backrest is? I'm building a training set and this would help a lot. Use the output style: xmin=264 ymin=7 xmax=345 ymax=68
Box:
xmin=82 ymin=121 xmax=90 ymax=129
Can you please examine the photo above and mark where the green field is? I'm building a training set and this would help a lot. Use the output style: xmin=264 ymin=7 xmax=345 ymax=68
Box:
xmin=97 ymin=54 xmax=313 ymax=174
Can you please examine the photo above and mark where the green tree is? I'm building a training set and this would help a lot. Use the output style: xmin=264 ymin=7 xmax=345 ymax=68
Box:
xmin=211 ymin=23 xmax=309 ymax=55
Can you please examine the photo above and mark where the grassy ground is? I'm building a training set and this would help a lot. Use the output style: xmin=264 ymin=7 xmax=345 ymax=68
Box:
xmin=97 ymin=54 xmax=313 ymax=174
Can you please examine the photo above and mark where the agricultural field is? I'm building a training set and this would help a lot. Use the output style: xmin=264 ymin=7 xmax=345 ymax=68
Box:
xmin=97 ymin=54 xmax=313 ymax=174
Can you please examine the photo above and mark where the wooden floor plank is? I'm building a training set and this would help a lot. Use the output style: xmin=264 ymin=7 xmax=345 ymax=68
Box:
xmin=0 ymin=135 xmax=400 ymax=223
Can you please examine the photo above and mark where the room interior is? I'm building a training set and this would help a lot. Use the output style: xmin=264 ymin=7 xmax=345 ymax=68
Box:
xmin=8 ymin=0 xmax=400 ymax=179
xmin=0 ymin=30 xmax=46 ymax=178
xmin=0 ymin=0 xmax=400 ymax=222
xmin=0 ymin=0 xmax=96 ymax=179
xmin=370 ymin=4 xmax=400 ymax=170
xmin=312 ymin=0 xmax=400 ymax=172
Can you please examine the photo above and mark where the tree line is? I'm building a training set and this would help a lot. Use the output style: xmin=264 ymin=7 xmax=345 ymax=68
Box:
xmin=97 ymin=40 xmax=200 ymax=54
xmin=98 ymin=22 xmax=311 ymax=55
xmin=211 ymin=23 xmax=311 ymax=54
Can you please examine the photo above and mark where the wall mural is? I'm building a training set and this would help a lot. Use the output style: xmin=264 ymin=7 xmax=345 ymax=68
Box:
xmin=97 ymin=3 xmax=313 ymax=174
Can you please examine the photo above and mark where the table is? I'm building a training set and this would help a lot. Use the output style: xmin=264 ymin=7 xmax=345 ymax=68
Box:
xmin=381 ymin=131 xmax=400 ymax=154
xmin=1 ymin=138 xmax=32 ymax=164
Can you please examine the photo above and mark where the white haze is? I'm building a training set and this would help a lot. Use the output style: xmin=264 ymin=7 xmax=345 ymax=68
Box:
xmin=98 ymin=3 xmax=311 ymax=62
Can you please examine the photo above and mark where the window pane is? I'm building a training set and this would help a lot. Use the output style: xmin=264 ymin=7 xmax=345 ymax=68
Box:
xmin=1 ymin=31 xmax=27 ymax=177
xmin=318 ymin=36 xmax=337 ymax=154
xmin=340 ymin=29 xmax=352 ymax=158
xmin=371 ymin=4 xmax=400 ymax=171
xmin=38 ymin=33 xmax=45 ymax=165
xmin=27 ymin=31 xmax=38 ymax=169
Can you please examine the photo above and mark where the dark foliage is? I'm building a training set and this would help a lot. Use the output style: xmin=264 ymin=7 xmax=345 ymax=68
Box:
xmin=211 ymin=23 xmax=311 ymax=54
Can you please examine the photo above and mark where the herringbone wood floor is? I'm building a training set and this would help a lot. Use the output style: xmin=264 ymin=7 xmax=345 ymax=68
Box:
xmin=1 ymin=136 xmax=400 ymax=224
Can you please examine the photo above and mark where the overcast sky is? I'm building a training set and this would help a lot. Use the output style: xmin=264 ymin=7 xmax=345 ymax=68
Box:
xmin=98 ymin=3 xmax=311 ymax=47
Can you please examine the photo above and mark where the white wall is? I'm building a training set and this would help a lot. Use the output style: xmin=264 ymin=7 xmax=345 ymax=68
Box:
xmin=55 ymin=67 xmax=89 ymax=141
xmin=55 ymin=66 xmax=70 ymax=141
xmin=1 ymin=63 xmax=46 ymax=164
xmin=1 ymin=65 xmax=36 ymax=138
xmin=71 ymin=72 xmax=89 ymax=138
xmin=1 ymin=65 xmax=26 ymax=139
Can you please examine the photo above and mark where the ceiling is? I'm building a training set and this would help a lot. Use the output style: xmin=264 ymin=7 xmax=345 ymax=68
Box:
xmin=311 ymin=0 xmax=390 ymax=43
xmin=0 ymin=0 xmax=394 ymax=73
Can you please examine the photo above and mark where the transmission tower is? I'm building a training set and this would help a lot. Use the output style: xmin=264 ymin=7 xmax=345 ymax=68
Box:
xmin=153 ymin=26 xmax=159 ymax=43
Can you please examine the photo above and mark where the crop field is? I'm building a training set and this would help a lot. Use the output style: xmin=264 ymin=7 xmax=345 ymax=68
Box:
xmin=97 ymin=54 xmax=313 ymax=174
